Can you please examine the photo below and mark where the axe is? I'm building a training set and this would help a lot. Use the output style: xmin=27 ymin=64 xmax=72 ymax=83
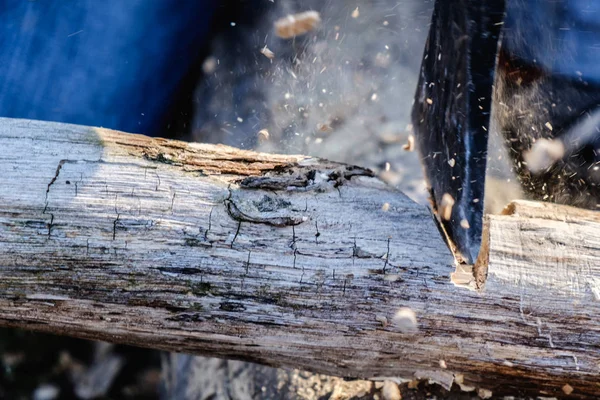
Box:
xmin=412 ymin=0 xmax=506 ymax=264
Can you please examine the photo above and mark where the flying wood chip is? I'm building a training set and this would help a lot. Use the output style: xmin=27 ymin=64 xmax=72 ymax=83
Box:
xmin=275 ymin=11 xmax=321 ymax=39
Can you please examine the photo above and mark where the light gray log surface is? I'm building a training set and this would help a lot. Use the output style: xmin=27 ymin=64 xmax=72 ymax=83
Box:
xmin=0 ymin=118 xmax=598 ymax=398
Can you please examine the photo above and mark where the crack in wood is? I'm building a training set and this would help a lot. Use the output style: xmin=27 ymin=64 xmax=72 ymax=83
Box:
xmin=383 ymin=237 xmax=391 ymax=273
xmin=225 ymin=197 xmax=307 ymax=227
xmin=47 ymin=213 xmax=54 ymax=237
xmin=231 ymin=220 xmax=241 ymax=249
xmin=245 ymin=251 xmax=251 ymax=274
xmin=204 ymin=207 xmax=213 ymax=241
xmin=170 ymin=191 xmax=176 ymax=213
xmin=113 ymin=214 xmax=121 ymax=240
xmin=45 ymin=159 xmax=67 ymax=201
xmin=315 ymin=220 xmax=320 ymax=244
xmin=290 ymin=225 xmax=297 ymax=249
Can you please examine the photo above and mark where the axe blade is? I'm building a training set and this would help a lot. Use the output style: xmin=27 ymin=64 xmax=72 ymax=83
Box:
xmin=412 ymin=0 xmax=505 ymax=264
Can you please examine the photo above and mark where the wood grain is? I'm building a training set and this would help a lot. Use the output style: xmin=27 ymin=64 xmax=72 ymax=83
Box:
xmin=0 ymin=118 xmax=598 ymax=398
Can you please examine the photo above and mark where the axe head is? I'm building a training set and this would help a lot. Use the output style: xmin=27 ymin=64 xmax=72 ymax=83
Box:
xmin=412 ymin=1 xmax=505 ymax=264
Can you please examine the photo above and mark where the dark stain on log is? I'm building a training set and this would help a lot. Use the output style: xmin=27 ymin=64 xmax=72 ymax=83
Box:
xmin=219 ymin=302 xmax=246 ymax=312
xmin=239 ymin=164 xmax=374 ymax=191
xmin=183 ymin=238 xmax=211 ymax=248
xmin=166 ymin=313 xmax=206 ymax=323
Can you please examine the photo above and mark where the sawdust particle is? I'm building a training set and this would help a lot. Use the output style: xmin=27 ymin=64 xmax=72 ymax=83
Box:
xmin=258 ymin=129 xmax=270 ymax=142
xmin=375 ymin=315 xmax=388 ymax=327
xmin=391 ymin=307 xmax=418 ymax=332
xmin=260 ymin=46 xmax=275 ymax=59
xmin=317 ymin=123 xmax=333 ymax=133
xmin=523 ymin=138 xmax=565 ymax=173
xmin=402 ymin=135 xmax=414 ymax=151
xmin=453 ymin=374 xmax=476 ymax=392
xmin=202 ymin=56 xmax=217 ymax=74
xmin=440 ymin=193 xmax=455 ymax=221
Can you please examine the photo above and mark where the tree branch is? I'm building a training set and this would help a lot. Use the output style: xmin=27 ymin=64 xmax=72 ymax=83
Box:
xmin=0 ymin=118 xmax=598 ymax=398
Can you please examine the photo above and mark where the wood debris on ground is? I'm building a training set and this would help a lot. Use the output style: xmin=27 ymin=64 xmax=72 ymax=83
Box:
xmin=477 ymin=388 xmax=493 ymax=399
xmin=32 ymin=384 xmax=60 ymax=400
xmin=381 ymin=380 xmax=401 ymax=400
xmin=275 ymin=11 xmax=321 ymax=39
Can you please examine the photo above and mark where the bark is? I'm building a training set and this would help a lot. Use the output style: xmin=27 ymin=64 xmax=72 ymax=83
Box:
xmin=0 ymin=118 xmax=598 ymax=398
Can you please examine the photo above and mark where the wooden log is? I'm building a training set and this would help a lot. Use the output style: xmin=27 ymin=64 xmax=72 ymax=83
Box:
xmin=0 ymin=118 xmax=598 ymax=398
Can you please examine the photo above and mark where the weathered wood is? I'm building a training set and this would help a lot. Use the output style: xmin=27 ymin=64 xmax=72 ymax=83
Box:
xmin=0 ymin=118 xmax=599 ymax=398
